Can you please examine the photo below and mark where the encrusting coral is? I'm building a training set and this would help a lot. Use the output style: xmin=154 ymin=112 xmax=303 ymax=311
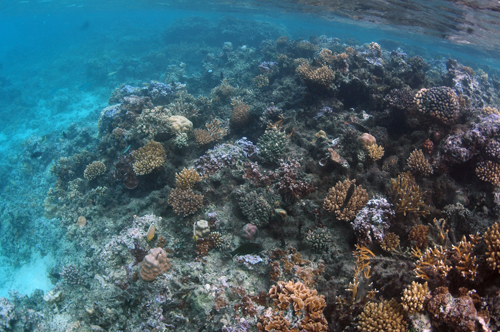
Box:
xmin=485 ymin=220 xmax=500 ymax=272
xmin=257 ymin=280 xmax=328 ymax=332
xmin=324 ymin=179 xmax=368 ymax=221
xmin=83 ymin=161 xmax=106 ymax=180
xmin=140 ymin=247 xmax=171 ymax=281
xmin=406 ymin=149 xmax=433 ymax=176
xmin=401 ymin=281 xmax=428 ymax=314
xmin=132 ymin=140 xmax=166 ymax=175
xmin=357 ymin=299 xmax=406 ymax=332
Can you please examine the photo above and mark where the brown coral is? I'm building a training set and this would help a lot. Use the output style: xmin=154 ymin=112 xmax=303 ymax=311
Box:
xmin=407 ymin=149 xmax=433 ymax=176
xmin=380 ymin=232 xmax=400 ymax=252
xmin=323 ymin=179 xmax=369 ymax=221
xmin=476 ymin=160 xmax=500 ymax=186
xmin=401 ymin=281 xmax=428 ymax=314
xmin=296 ymin=63 xmax=335 ymax=89
xmin=132 ymin=140 xmax=166 ymax=175
xmin=408 ymin=225 xmax=429 ymax=248
xmin=168 ymin=188 xmax=204 ymax=217
xmin=140 ymin=247 xmax=171 ymax=281
xmin=414 ymin=246 xmax=451 ymax=280
xmin=175 ymin=168 xmax=202 ymax=189
xmin=357 ymin=299 xmax=406 ymax=332
xmin=450 ymin=234 xmax=480 ymax=280
xmin=366 ymin=144 xmax=384 ymax=161
xmin=390 ymin=172 xmax=429 ymax=216
xmin=83 ymin=161 xmax=106 ymax=180
xmin=258 ymin=280 xmax=327 ymax=332
xmin=414 ymin=86 xmax=460 ymax=125
xmin=194 ymin=129 xmax=215 ymax=146
xmin=230 ymin=101 xmax=251 ymax=128
xmin=484 ymin=221 xmax=500 ymax=272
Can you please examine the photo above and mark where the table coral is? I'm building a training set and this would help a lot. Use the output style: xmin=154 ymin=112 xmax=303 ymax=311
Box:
xmin=131 ymin=140 xmax=166 ymax=175
xmin=324 ymin=179 xmax=369 ymax=221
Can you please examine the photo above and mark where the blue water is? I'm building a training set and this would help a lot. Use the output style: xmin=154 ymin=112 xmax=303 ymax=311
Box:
xmin=0 ymin=0 xmax=499 ymax=321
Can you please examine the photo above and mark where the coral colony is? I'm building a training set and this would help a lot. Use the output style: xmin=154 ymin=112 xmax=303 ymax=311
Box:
xmin=3 ymin=16 xmax=500 ymax=332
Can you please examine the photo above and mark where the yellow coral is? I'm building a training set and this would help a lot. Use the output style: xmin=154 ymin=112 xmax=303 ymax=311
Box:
xmin=366 ymin=144 xmax=384 ymax=161
xmin=175 ymin=168 xmax=202 ymax=189
xmin=357 ymin=299 xmax=406 ymax=332
xmin=484 ymin=221 xmax=500 ymax=272
xmin=401 ymin=281 xmax=428 ymax=314
xmin=390 ymin=172 xmax=429 ymax=216
xmin=407 ymin=149 xmax=433 ymax=176
xmin=83 ymin=161 xmax=106 ymax=180
xmin=323 ymin=179 xmax=368 ymax=221
xmin=132 ymin=141 xmax=166 ymax=175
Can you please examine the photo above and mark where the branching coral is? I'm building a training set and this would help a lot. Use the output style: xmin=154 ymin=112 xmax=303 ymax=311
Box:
xmin=324 ymin=179 xmax=369 ymax=221
xmin=401 ymin=281 xmax=428 ymax=314
xmin=484 ymin=221 xmax=500 ymax=272
xmin=132 ymin=140 xmax=166 ymax=175
xmin=406 ymin=149 xmax=433 ymax=176
xmin=390 ymin=172 xmax=429 ymax=216
xmin=296 ymin=63 xmax=335 ymax=89
xmin=380 ymin=232 xmax=400 ymax=252
xmin=175 ymin=168 xmax=202 ymax=189
xmin=83 ymin=161 xmax=106 ymax=180
xmin=414 ymin=86 xmax=460 ymax=125
xmin=450 ymin=234 xmax=480 ymax=280
xmin=194 ymin=119 xmax=228 ymax=146
xmin=414 ymin=246 xmax=451 ymax=280
xmin=408 ymin=224 xmax=430 ymax=248
xmin=476 ymin=160 xmax=500 ymax=186
xmin=168 ymin=188 xmax=204 ymax=217
xmin=257 ymin=281 xmax=327 ymax=332
xmin=366 ymin=143 xmax=384 ymax=161
xmin=357 ymin=299 xmax=406 ymax=332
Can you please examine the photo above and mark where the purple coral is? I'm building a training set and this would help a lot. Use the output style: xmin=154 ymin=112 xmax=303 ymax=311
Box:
xmin=351 ymin=197 xmax=394 ymax=245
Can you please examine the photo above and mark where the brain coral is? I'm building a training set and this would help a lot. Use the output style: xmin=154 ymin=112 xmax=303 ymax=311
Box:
xmin=168 ymin=115 xmax=193 ymax=133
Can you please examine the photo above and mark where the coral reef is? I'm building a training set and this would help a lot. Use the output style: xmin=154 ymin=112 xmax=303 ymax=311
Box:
xmin=485 ymin=221 xmax=500 ymax=272
xmin=401 ymin=281 xmax=428 ymax=314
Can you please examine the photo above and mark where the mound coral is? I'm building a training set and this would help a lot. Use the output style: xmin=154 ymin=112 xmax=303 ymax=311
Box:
xmin=132 ymin=140 xmax=166 ymax=175
xmin=140 ymin=247 xmax=171 ymax=281
xmin=168 ymin=115 xmax=192 ymax=133
xmin=83 ymin=161 xmax=106 ymax=180
xmin=414 ymin=86 xmax=460 ymax=125
xmin=324 ymin=179 xmax=368 ymax=221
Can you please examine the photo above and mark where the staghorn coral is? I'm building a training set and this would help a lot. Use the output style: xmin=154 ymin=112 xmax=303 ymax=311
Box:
xmin=296 ymin=63 xmax=335 ymax=90
xmin=132 ymin=140 xmax=166 ymax=176
xmin=401 ymin=281 xmax=428 ymax=314
xmin=380 ymin=232 xmax=400 ymax=252
xmin=408 ymin=225 xmax=429 ymax=248
xmin=476 ymin=160 xmax=500 ymax=186
xmin=414 ymin=246 xmax=451 ymax=280
xmin=168 ymin=188 xmax=204 ymax=217
xmin=257 ymin=280 xmax=327 ymax=332
xmin=83 ymin=161 xmax=106 ymax=180
xmin=175 ymin=168 xmax=202 ymax=189
xmin=366 ymin=143 xmax=384 ymax=161
xmin=406 ymin=149 xmax=433 ymax=176
xmin=414 ymin=86 xmax=460 ymax=125
xmin=450 ymin=234 xmax=480 ymax=280
xmin=140 ymin=247 xmax=171 ymax=281
xmin=484 ymin=220 xmax=500 ymax=272
xmin=324 ymin=179 xmax=369 ymax=221
xmin=357 ymin=299 xmax=406 ymax=332
xmin=390 ymin=172 xmax=429 ymax=216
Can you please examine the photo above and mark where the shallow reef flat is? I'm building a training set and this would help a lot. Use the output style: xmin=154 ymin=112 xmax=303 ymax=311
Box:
xmin=2 ymin=18 xmax=500 ymax=332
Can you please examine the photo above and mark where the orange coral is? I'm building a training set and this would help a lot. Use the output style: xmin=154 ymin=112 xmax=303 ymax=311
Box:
xmin=175 ymin=168 xmax=202 ymax=189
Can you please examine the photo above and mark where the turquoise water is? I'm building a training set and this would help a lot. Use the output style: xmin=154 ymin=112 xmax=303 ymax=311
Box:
xmin=0 ymin=0 xmax=500 ymax=330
